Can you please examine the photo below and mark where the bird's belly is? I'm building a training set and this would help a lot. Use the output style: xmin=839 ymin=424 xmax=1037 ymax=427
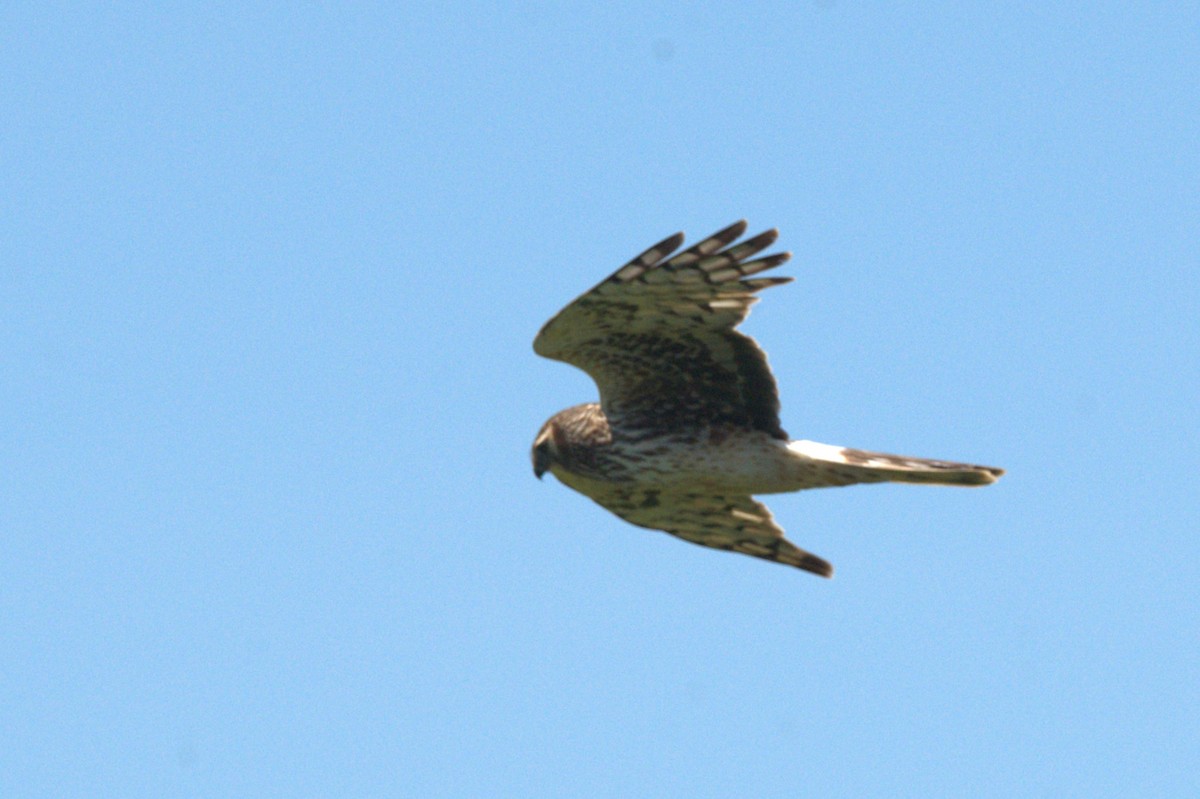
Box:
xmin=604 ymin=433 xmax=799 ymax=494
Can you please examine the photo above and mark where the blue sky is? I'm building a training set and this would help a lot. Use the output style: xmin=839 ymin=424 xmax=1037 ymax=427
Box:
xmin=2 ymin=3 xmax=1197 ymax=796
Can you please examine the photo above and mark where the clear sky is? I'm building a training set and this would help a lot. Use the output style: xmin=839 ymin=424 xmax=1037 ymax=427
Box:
xmin=2 ymin=3 xmax=1197 ymax=797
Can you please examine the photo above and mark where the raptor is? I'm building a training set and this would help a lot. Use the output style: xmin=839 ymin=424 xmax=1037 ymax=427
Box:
xmin=531 ymin=221 xmax=1002 ymax=577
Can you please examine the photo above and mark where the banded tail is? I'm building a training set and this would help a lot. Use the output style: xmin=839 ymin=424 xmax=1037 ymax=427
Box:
xmin=788 ymin=440 xmax=1004 ymax=487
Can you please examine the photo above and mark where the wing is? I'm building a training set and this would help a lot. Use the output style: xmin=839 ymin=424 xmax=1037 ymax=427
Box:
xmin=533 ymin=221 xmax=793 ymax=439
xmin=596 ymin=488 xmax=833 ymax=578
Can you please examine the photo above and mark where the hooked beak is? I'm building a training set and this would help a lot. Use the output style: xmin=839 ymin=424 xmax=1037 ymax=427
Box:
xmin=533 ymin=447 xmax=551 ymax=480
xmin=532 ymin=428 xmax=554 ymax=480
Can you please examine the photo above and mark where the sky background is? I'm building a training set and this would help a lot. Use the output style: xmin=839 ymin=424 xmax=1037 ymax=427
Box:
xmin=2 ymin=3 xmax=1198 ymax=797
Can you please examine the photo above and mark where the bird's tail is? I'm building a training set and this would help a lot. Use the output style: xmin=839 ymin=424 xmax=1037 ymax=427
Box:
xmin=787 ymin=440 xmax=1004 ymax=487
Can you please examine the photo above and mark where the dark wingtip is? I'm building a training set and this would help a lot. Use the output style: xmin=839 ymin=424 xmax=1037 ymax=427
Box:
xmin=655 ymin=231 xmax=686 ymax=258
xmin=742 ymin=276 xmax=794 ymax=293
xmin=801 ymin=555 xmax=835 ymax=578
xmin=716 ymin=219 xmax=749 ymax=241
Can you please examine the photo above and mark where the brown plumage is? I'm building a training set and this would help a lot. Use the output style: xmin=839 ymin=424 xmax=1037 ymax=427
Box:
xmin=532 ymin=221 xmax=1003 ymax=577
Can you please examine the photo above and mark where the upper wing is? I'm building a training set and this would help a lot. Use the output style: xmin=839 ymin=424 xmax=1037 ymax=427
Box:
xmin=595 ymin=488 xmax=833 ymax=577
xmin=533 ymin=221 xmax=793 ymax=439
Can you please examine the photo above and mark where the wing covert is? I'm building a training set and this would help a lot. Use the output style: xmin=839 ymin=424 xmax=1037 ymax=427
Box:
xmin=597 ymin=489 xmax=833 ymax=577
xmin=533 ymin=222 xmax=794 ymax=439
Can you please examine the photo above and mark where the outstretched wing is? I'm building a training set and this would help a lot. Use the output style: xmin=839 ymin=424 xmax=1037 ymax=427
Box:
xmin=595 ymin=488 xmax=833 ymax=577
xmin=533 ymin=221 xmax=793 ymax=439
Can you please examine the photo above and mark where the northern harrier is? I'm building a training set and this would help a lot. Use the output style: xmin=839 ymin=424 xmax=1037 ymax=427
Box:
xmin=531 ymin=221 xmax=1002 ymax=577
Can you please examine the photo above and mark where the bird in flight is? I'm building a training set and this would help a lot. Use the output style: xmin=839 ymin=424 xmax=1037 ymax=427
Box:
xmin=531 ymin=221 xmax=1003 ymax=577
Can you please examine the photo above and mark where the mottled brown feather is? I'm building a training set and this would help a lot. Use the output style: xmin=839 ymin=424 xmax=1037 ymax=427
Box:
xmin=534 ymin=222 xmax=792 ymax=440
xmin=598 ymin=489 xmax=833 ymax=577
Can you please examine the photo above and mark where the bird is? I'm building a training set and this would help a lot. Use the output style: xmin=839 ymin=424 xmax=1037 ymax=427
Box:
xmin=531 ymin=221 xmax=1003 ymax=577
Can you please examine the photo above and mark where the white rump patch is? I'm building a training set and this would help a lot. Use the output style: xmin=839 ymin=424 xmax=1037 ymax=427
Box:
xmin=787 ymin=440 xmax=850 ymax=463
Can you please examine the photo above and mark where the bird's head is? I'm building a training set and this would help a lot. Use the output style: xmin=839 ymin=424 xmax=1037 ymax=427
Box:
xmin=532 ymin=404 xmax=607 ymax=481
xmin=531 ymin=419 xmax=561 ymax=480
